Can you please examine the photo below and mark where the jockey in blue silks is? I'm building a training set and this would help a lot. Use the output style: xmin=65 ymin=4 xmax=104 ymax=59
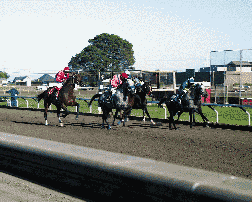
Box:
xmin=175 ymin=77 xmax=195 ymax=104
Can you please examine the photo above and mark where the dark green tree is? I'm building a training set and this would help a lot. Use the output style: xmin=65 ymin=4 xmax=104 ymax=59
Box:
xmin=0 ymin=71 xmax=10 ymax=79
xmin=69 ymin=33 xmax=135 ymax=73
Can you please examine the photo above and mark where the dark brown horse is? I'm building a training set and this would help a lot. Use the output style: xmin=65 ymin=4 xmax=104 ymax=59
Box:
xmin=37 ymin=73 xmax=82 ymax=126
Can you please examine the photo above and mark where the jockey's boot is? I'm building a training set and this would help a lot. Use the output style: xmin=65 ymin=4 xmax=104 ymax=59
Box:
xmin=135 ymin=94 xmax=141 ymax=107
xmin=55 ymin=90 xmax=59 ymax=100
xmin=123 ymin=91 xmax=127 ymax=101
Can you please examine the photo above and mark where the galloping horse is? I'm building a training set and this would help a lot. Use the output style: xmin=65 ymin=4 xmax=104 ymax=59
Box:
xmin=37 ymin=73 xmax=82 ymax=126
xmin=112 ymin=82 xmax=155 ymax=125
xmin=89 ymin=82 xmax=153 ymax=129
xmin=158 ymin=84 xmax=209 ymax=130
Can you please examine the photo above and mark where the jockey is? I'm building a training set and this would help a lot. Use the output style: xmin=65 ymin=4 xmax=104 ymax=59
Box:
xmin=53 ymin=67 xmax=70 ymax=99
xmin=177 ymin=77 xmax=195 ymax=103
xmin=117 ymin=73 xmax=130 ymax=101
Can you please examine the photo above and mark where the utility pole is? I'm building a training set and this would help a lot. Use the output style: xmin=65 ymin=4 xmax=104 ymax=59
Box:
xmin=239 ymin=50 xmax=242 ymax=105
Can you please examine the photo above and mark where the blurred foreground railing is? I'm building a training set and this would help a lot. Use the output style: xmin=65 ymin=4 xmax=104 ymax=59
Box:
xmin=0 ymin=132 xmax=251 ymax=201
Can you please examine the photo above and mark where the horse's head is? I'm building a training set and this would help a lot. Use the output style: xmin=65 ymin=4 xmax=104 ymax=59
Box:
xmin=194 ymin=84 xmax=208 ymax=99
xmin=142 ymin=82 xmax=152 ymax=96
xmin=66 ymin=73 xmax=82 ymax=86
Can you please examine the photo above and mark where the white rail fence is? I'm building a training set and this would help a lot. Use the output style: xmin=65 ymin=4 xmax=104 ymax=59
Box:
xmin=1 ymin=96 xmax=252 ymax=126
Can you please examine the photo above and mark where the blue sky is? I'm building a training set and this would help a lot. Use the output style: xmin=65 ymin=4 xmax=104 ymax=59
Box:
xmin=1 ymin=0 xmax=252 ymax=81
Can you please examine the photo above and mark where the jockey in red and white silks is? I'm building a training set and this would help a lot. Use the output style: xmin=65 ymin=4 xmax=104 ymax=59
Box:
xmin=49 ymin=67 xmax=70 ymax=98
xmin=110 ymin=74 xmax=122 ymax=88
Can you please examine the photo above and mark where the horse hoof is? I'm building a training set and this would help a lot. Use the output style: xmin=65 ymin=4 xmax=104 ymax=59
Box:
xmin=107 ymin=126 xmax=111 ymax=130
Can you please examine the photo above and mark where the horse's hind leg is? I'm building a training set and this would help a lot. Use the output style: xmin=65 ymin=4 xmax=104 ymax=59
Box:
xmin=44 ymin=103 xmax=49 ymax=125
xmin=75 ymin=102 xmax=80 ymax=120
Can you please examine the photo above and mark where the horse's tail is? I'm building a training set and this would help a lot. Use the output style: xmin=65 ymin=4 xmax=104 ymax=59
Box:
xmin=37 ymin=90 xmax=47 ymax=102
xmin=89 ymin=94 xmax=102 ymax=107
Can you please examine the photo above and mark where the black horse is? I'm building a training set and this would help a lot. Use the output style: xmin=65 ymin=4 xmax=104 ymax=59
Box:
xmin=88 ymin=82 xmax=154 ymax=129
xmin=112 ymin=82 xmax=155 ymax=125
xmin=37 ymin=73 xmax=82 ymax=126
xmin=158 ymin=83 xmax=209 ymax=130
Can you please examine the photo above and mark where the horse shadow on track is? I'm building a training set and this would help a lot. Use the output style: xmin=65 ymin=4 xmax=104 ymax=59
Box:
xmin=11 ymin=120 xmax=101 ymax=128
xmin=125 ymin=122 xmax=162 ymax=129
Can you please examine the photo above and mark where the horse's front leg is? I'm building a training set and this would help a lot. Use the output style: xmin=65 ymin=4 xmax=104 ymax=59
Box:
xmin=61 ymin=104 xmax=70 ymax=118
xmin=57 ymin=106 xmax=64 ymax=127
xmin=144 ymin=107 xmax=155 ymax=125
xmin=177 ymin=111 xmax=183 ymax=121
xmin=44 ymin=103 xmax=49 ymax=126
xmin=104 ymin=117 xmax=111 ymax=130
xmin=198 ymin=110 xmax=209 ymax=127
xmin=142 ymin=109 xmax=146 ymax=122
xmin=189 ymin=111 xmax=193 ymax=128
xmin=117 ymin=110 xmax=123 ymax=125
xmin=112 ymin=109 xmax=118 ymax=125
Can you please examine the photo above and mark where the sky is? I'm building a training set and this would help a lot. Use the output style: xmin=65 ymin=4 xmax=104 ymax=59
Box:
xmin=1 ymin=0 xmax=252 ymax=81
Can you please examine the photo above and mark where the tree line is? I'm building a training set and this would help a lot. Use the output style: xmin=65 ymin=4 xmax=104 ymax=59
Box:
xmin=68 ymin=33 xmax=135 ymax=75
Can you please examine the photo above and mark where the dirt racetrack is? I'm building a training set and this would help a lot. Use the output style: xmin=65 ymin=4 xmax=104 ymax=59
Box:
xmin=0 ymin=106 xmax=251 ymax=182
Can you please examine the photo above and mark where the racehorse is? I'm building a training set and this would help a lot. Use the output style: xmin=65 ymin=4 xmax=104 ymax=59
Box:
xmin=37 ymin=73 xmax=82 ymax=126
xmin=88 ymin=82 xmax=154 ymax=129
xmin=112 ymin=82 xmax=155 ymax=125
xmin=158 ymin=83 xmax=209 ymax=130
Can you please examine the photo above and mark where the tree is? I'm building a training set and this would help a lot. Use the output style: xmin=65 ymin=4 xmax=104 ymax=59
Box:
xmin=69 ymin=33 xmax=135 ymax=73
xmin=0 ymin=71 xmax=10 ymax=79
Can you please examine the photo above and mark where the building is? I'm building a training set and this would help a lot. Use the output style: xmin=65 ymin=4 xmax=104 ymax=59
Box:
xmin=13 ymin=76 xmax=32 ymax=86
xmin=0 ymin=78 xmax=8 ymax=86
xmin=36 ymin=74 xmax=56 ymax=84
xmin=226 ymin=61 xmax=252 ymax=72
xmin=199 ymin=66 xmax=217 ymax=72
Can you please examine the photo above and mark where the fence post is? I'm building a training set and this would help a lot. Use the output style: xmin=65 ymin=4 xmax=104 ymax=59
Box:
xmin=214 ymin=85 xmax=217 ymax=104
xmin=226 ymin=85 xmax=229 ymax=104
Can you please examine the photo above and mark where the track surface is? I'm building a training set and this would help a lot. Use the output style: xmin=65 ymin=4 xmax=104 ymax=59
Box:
xmin=0 ymin=107 xmax=251 ymax=180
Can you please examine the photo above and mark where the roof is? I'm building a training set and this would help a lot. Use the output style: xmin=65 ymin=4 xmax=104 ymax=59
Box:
xmin=13 ymin=76 xmax=30 ymax=82
xmin=37 ymin=74 xmax=55 ymax=83
xmin=228 ymin=61 xmax=252 ymax=66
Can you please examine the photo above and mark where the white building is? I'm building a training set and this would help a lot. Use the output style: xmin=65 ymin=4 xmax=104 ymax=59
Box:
xmin=13 ymin=76 xmax=32 ymax=86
